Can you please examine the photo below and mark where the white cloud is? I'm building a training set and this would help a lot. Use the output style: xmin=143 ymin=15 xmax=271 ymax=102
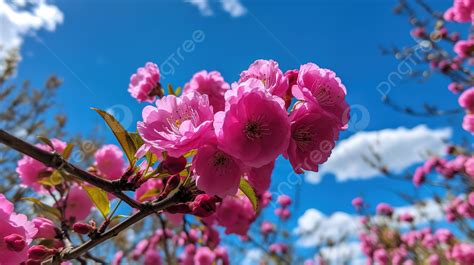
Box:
xmin=306 ymin=125 xmax=452 ymax=184
xmin=185 ymin=0 xmax=247 ymax=17
xmin=295 ymin=209 xmax=361 ymax=248
xmin=295 ymin=199 xmax=445 ymax=249
xmin=317 ymin=242 xmax=365 ymax=265
xmin=240 ymin=248 xmax=263 ymax=265
xmin=0 ymin=0 xmax=63 ymax=53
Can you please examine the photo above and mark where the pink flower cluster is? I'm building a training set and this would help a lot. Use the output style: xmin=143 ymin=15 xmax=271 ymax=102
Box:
xmin=444 ymin=0 xmax=474 ymax=24
xmin=0 ymin=194 xmax=38 ymax=264
xmin=274 ymin=194 xmax=292 ymax=221
xmin=459 ymin=87 xmax=474 ymax=133
xmin=137 ymin=59 xmax=349 ymax=198
xmin=128 ymin=62 xmax=161 ymax=103
xmin=16 ymin=138 xmax=66 ymax=192
xmin=445 ymin=192 xmax=474 ymax=221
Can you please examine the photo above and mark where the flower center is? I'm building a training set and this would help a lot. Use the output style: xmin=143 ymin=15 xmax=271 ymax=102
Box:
xmin=244 ymin=119 xmax=268 ymax=140
xmin=213 ymin=152 xmax=228 ymax=167
xmin=293 ymin=127 xmax=313 ymax=150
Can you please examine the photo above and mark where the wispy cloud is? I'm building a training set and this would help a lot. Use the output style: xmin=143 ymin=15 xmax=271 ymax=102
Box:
xmin=295 ymin=198 xmax=445 ymax=248
xmin=185 ymin=0 xmax=247 ymax=17
xmin=306 ymin=125 xmax=452 ymax=184
xmin=0 ymin=0 xmax=63 ymax=54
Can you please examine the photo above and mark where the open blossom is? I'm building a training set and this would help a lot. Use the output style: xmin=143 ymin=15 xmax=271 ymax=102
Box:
xmin=216 ymin=196 xmax=255 ymax=236
xmin=245 ymin=161 xmax=274 ymax=195
xmin=239 ymin=59 xmax=289 ymax=100
xmin=144 ymin=250 xmax=162 ymax=265
xmin=376 ymin=203 xmax=393 ymax=216
xmin=64 ymin=186 xmax=93 ymax=222
xmin=293 ymin=63 xmax=349 ymax=127
xmin=462 ymin=114 xmax=474 ymax=133
xmin=94 ymin=144 xmax=126 ymax=180
xmin=352 ymin=197 xmax=364 ymax=209
xmin=277 ymin=194 xmax=292 ymax=207
xmin=215 ymin=79 xmax=290 ymax=168
xmin=0 ymin=194 xmax=37 ymax=265
xmin=193 ymin=145 xmax=242 ymax=198
xmin=444 ymin=0 xmax=474 ymax=24
xmin=16 ymin=139 xmax=66 ymax=192
xmin=454 ymin=39 xmax=474 ymax=58
xmin=194 ymin=247 xmax=216 ymax=265
xmin=285 ymin=102 xmax=340 ymax=173
xmin=184 ymin=70 xmax=230 ymax=112
xmin=128 ymin=62 xmax=161 ymax=103
xmin=459 ymin=87 xmax=474 ymax=112
xmin=138 ymin=92 xmax=214 ymax=158
xmin=32 ymin=217 xmax=57 ymax=239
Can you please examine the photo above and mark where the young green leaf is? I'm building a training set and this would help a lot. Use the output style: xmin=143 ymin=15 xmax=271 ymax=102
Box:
xmin=239 ymin=177 xmax=258 ymax=211
xmin=83 ymin=185 xmax=111 ymax=218
xmin=92 ymin=108 xmax=137 ymax=165
xmin=22 ymin=197 xmax=61 ymax=220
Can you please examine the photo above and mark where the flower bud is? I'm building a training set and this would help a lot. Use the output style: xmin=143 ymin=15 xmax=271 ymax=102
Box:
xmin=191 ymin=194 xmax=217 ymax=217
xmin=158 ymin=156 xmax=187 ymax=175
xmin=25 ymin=259 xmax=42 ymax=265
xmin=4 ymin=234 xmax=26 ymax=252
xmin=28 ymin=245 xmax=55 ymax=260
xmin=73 ymin=222 xmax=93 ymax=235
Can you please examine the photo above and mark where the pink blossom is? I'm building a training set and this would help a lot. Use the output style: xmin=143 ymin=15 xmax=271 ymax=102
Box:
xmin=245 ymin=161 xmax=274 ymax=195
xmin=436 ymin=229 xmax=453 ymax=243
xmin=444 ymin=0 xmax=474 ymax=24
xmin=216 ymin=196 xmax=254 ymax=236
xmin=450 ymin=243 xmax=474 ymax=264
xmin=144 ymin=250 xmax=162 ymax=265
xmin=138 ymin=92 xmax=214 ymax=158
xmin=111 ymin=251 xmax=124 ymax=265
xmin=373 ymin=248 xmax=388 ymax=265
xmin=94 ymin=144 xmax=126 ymax=180
xmin=285 ymin=102 xmax=340 ymax=173
xmin=193 ymin=145 xmax=242 ymax=197
xmin=215 ymin=78 xmax=290 ymax=168
xmin=184 ymin=70 xmax=230 ymax=112
xmin=412 ymin=166 xmax=426 ymax=187
xmin=459 ymin=87 xmax=474 ymax=112
xmin=269 ymin=243 xmax=288 ymax=254
xmin=376 ymin=203 xmax=393 ymax=216
xmin=135 ymin=178 xmax=163 ymax=202
xmin=454 ymin=39 xmax=474 ymax=58
xmin=194 ymin=247 xmax=215 ymax=265
xmin=411 ymin=27 xmax=425 ymax=38
xmin=239 ymin=59 xmax=289 ymax=100
xmin=259 ymin=191 xmax=272 ymax=208
xmin=274 ymin=207 xmax=291 ymax=220
xmin=214 ymin=247 xmax=230 ymax=265
xmin=293 ymin=63 xmax=349 ymax=127
xmin=32 ymin=217 xmax=57 ymax=239
xmin=64 ymin=186 xmax=93 ymax=222
xmin=462 ymin=114 xmax=474 ymax=133
xmin=467 ymin=157 xmax=474 ymax=177
xmin=16 ymin=139 xmax=66 ymax=192
xmin=277 ymin=194 xmax=292 ymax=207
xmin=0 ymin=194 xmax=37 ymax=265
xmin=260 ymin=221 xmax=275 ymax=235
xmin=179 ymin=244 xmax=196 ymax=265
xmin=352 ymin=197 xmax=364 ymax=210
xmin=128 ymin=62 xmax=161 ymax=103
xmin=428 ymin=254 xmax=440 ymax=265
xmin=448 ymin=82 xmax=463 ymax=93
xmin=398 ymin=213 xmax=414 ymax=223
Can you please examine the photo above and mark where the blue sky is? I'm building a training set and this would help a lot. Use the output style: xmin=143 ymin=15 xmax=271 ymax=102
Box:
xmin=6 ymin=0 xmax=472 ymax=261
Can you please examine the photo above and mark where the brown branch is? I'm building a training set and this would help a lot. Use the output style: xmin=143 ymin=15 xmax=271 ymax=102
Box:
xmin=45 ymin=193 xmax=180 ymax=264
xmin=0 ymin=129 xmax=142 ymax=209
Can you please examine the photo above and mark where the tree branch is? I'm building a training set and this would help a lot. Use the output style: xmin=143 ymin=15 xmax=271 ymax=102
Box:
xmin=0 ymin=129 xmax=142 ymax=209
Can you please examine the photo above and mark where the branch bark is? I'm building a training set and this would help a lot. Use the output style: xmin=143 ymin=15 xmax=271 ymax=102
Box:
xmin=0 ymin=129 xmax=142 ymax=209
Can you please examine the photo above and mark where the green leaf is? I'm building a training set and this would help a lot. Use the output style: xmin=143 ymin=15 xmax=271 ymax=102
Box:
xmin=92 ymin=108 xmax=137 ymax=165
xmin=239 ymin=177 xmax=258 ymax=211
xmin=62 ymin=144 xmax=74 ymax=160
xmin=83 ymin=185 xmax=110 ymax=218
xmin=129 ymin=132 xmax=144 ymax=150
xmin=167 ymin=84 xmax=175 ymax=95
xmin=139 ymin=188 xmax=160 ymax=201
xmin=175 ymin=86 xmax=182 ymax=95
xmin=49 ymin=171 xmax=63 ymax=185
xmin=145 ymin=151 xmax=158 ymax=167
xmin=37 ymin=136 xmax=54 ymax=150
xmin=22 ymin=197 xmax=61 ymax=220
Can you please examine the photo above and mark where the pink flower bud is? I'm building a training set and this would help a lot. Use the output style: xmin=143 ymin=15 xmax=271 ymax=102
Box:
xmin=277 ymin=194 xmax=292 ymax=207
xmin=28 ymin=245 xmax=55 ymax=260
xmin=73 ymin=222 xmax=93 ymax=235
xmin=192 ymin=194 xmax=217 ymax=217
xmin=158 ymin=156 xmax=187 ymax=175
xmin=4 ymin=233 xmax=26 ymax=252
